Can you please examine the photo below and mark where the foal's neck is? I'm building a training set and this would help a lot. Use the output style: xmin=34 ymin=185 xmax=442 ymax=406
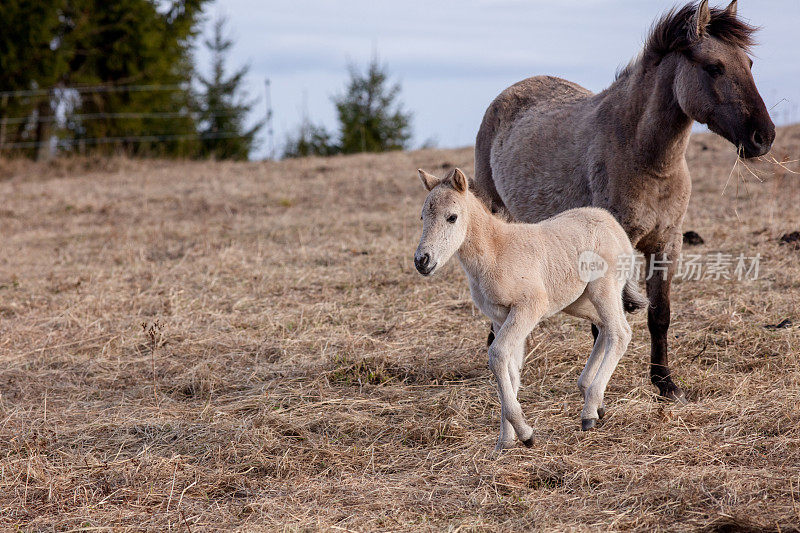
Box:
xmin=457 ymin=194 xmax=504 ymax=277
xmin=602 ymin=55 xmax=693 ymax=172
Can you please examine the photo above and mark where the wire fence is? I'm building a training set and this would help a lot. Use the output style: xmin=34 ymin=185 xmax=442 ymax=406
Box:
xmin=1 ymin=111 xmax=239 ymax=126
xmin=0 ymin=81 xmax=274 ymax=158
xmin=0 ymin=83 xmax=186 ymax=98
xmin=3 ymin=131 xmax=247 ymax=150
xmin=1 ymin=81 xmax=796 ymax=159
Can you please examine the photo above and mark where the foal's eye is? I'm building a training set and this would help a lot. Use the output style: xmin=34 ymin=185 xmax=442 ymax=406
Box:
xmin=446 ymin=214 xmax=458 ymax=223
xmin=704 ymin=63 xmax=725 ymax=77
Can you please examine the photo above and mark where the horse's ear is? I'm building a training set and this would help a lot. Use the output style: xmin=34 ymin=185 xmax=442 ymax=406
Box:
xmin=725 ymin=0 xmax=737 ymax=17
xmin=692 ymin=0 xmax=711 ymax=39
xmin=452 ymin=168 xmax=468 ymax=194
xmin=418 ymin=169 xmax=440 ymax=191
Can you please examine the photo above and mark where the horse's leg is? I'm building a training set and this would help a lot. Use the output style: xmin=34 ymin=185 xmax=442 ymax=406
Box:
xmin=506 ymin=332 xmax=527 ymax=418
xmin=578 ymin=327 xmax=607 ymax=418
xmin=589 ymin=323 xmax=600 ymax=410
xmin=494 ymin=335 xmax=527 ymax=451
xmin=581 ymin=282 xmax=632 ymax=429
xmin=645 ymin=240 xmax=687 ymax=403
xmin=582 ymin=318 xmax=631 ymax=430
xmin=491 ymin=321 xmax=514 ymax=450
xmin=489 ymin=307 xmax=539 ymax=450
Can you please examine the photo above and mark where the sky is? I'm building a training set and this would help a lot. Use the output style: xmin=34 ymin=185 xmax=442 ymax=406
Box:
xmin=195 ymin=0 xmax=800 ymax=159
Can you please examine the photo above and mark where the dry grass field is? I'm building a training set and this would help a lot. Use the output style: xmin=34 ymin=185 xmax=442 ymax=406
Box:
xmin=1 ymin=126 xmax=799 ymax=531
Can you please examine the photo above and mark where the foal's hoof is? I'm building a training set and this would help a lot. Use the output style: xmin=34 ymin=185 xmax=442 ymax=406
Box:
xmin=521 ymin=436 xmax=534 ymax=448
xmin=494 ymin=442 xmax=513 ymax=454
xmin=581 ymin=418 xmax=597 ymax=431
xmin=597 ymin=406 xmax=606 ymax=420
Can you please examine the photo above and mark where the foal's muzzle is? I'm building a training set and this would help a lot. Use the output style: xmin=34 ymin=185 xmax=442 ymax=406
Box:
xmin=414 ymin=253 xmax=436 ymax=276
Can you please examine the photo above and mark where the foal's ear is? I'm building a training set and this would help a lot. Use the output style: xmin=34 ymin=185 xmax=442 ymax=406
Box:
xmin=725 ymin=0 xmax=737 ymax=17
xmin=692 ymin=0 xmax=711 ymax=38
xmin=418 ymin=169 xmax=440 ymax=191
xmin=451 ymin=168 xmax=468 ymax=194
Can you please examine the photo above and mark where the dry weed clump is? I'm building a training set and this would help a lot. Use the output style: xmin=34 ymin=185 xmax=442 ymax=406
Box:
xmin=0 ymin=129 xmax=799 ymax=531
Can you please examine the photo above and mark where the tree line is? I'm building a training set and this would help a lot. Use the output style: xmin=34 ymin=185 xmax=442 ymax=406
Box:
xmin=0 ymin=1 xmax=412 ymax=160
xmin=283 ymin=59 xmax=412 ymax=158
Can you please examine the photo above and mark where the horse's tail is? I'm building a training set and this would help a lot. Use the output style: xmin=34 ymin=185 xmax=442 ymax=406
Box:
xmin=474 ymin=106 xmax=504 ymax=212
xmin=622 ymin=279 xmax=649 ymax=314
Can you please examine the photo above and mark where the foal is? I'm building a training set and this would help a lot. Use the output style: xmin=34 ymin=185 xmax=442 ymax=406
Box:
xmin=414 ymin=168 xmax=647 ymax=450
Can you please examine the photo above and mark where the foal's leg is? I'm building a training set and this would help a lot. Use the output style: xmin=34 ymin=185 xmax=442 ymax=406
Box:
xmin=581 ymin=316 xmax=631 ymax=430
xmin=644 ymin=238 xmax=687 ymax=403
xmin=506 ymin=335 xmax=527 ymax=414
xmin=578 ymin=327 xmax=607 ymax=418
xmin=489 ymin=306 xmax=539 ymax=449
xmin=492 ymin=321 xmax=514 ymax=449
xmin=580 ymin=282 xmax=631 ymax=429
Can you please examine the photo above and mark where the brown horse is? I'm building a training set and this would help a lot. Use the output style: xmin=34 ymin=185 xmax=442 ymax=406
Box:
xmin=473 ymin=0 xmax=774 ymax=402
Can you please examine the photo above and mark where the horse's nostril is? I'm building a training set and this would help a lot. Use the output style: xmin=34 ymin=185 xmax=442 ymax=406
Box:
xmin=420 ymin=253 xmax=430 ymax=266
xmin=752 ymin=130 xmax=764 ymax=147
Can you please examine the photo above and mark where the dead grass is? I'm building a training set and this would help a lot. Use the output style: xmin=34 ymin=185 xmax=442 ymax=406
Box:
xmin=0 ymin=127 xmax=799 ymax=531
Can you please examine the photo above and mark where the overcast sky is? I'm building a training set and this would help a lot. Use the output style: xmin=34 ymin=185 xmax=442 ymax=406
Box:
xmin=196 ymin=1 xmax=800 ymax=159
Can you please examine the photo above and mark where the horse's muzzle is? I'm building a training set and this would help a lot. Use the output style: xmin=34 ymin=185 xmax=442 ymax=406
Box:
xmin=740 ymin=119 xmax=775 ymax=159
xmin=414 ymin=253 xmax=436 ymax=276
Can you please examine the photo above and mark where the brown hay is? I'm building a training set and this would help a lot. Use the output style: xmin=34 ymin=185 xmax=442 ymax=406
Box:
xmin=0 ymin=128 xmax=799 ymax=531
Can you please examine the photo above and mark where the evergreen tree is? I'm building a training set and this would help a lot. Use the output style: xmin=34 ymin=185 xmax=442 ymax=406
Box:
xmin=0 ymin=0 xmax=70 ymax=157
xmin=61 ymin=0 xmax=207 ymax=156
xmin=333 ymin=58 xmax=411 ymax=154
xmin=196 ymin=18 xmax=262 ymax=160
xmin=282 ymin=120 xmax=337 ymax=159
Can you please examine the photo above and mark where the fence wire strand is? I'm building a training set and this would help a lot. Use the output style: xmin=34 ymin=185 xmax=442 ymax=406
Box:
xmin=1 ymin=111 xmax=238 ymax=126
xmin=3 ymin=131 xmax=248 ymax=150
xmin=0 ymin=84 xmax=186 ymax=98
xmin=0 ymin=83 xmax=258 ymax=153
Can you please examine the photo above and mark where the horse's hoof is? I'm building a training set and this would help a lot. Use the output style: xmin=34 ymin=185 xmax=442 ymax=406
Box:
xmin=661 ymin=386 xmax=688 ymax=405
xmin=492 ymin=445 xmax=507 ymax=455
xmin=597 ymin=406 xmax=606 ymax=420
xmin=581 ymin=418 xmax=597 ymax=431
xmin=495 ymin=436 xmax=516 ymax=452
xmin=521 ymin=436 xmax=534 ymax=448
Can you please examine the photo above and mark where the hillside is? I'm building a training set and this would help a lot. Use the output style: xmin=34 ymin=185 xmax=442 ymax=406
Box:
xmin=1 ymin=125 xmax=799 ymax=530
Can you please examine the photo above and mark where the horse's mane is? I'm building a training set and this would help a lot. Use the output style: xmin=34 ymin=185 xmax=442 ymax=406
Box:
xmin=617 ymin=2 xmax=757 ymax=79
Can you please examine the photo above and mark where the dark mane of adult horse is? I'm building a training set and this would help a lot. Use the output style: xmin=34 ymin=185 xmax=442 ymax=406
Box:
xmin=474 ymin=0 xmax=774 ymax=402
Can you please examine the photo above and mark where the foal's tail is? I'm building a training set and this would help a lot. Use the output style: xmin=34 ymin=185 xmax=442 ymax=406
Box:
xmin=622 ymin=279 xmax=649 ymax=314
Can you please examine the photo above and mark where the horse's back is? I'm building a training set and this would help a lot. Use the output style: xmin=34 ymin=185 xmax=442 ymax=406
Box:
xmin=542 ymin=207 xmax=633 ymax=254
xmin=474 ymin=76 xmax=595 ymax=222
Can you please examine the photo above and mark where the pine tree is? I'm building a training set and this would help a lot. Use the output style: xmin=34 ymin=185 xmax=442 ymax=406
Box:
xmin=333 ymin=58 xmax=411 ymax=154
xmin=61 ymin=0 xmax=207 ymax=156
xmin=196 ymin=18 xmax=262 ymax=160
xmin=0 ymin=0 xmax=70 ymax=157
xmin=282 ymin=120 xmax=337 ymax=159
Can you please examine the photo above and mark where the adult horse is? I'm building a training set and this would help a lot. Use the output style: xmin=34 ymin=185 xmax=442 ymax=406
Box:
xmin=474 ymin=0 xmax=774 ymax=402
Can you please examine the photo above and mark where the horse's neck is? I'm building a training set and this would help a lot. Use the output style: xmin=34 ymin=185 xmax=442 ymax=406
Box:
xmin=601 ymin=56 xmax=693 ymax=172
xmin=457 ymin=196 xmax=503 ymax=278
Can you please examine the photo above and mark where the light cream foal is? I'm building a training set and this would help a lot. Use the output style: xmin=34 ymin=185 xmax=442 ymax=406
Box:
xmin=414 ymin=168 xmax=648 ymax=450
